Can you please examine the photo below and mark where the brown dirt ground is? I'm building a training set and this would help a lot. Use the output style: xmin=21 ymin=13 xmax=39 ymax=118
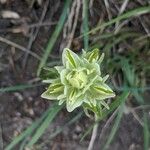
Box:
xmin=0 ymin=0 xmax=147 ymax=150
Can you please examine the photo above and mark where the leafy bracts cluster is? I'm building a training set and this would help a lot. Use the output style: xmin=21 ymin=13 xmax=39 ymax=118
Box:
xmin=41 ymin=48 xmax=115 ymax=117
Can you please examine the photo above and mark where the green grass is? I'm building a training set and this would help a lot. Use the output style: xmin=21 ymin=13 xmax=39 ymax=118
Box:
xmin=2 ymin=1 xmax=150 ymax=149
xmin=81 ymin=6 xmax=150 ymax=37
xmin=5 ymin=105 xmax=54 ymax=150
xmin=5 ymin=103 xmax=63 ymax=150
xmin=143 ymin=113 xmax=150 ymax=150
xmin=103 ymin=104 xmax=124 ymax=150
xmin=0 ymin=83 xmax=42 ymax=93
xmin=37 ymin=0 xmax=72 ymax=76
xmin=82 ymin=0 xmax=89 ymax=50
xmin=80 ymin=91 xmax=130 ymax=141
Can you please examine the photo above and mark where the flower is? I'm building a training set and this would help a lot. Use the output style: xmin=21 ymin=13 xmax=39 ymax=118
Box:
xmin=41 ymin=48 xmax=115 ymax=114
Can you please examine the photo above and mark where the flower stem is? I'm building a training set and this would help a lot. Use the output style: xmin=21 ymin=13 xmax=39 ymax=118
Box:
xmin=88 ymin=115 xmax=99 ymax=150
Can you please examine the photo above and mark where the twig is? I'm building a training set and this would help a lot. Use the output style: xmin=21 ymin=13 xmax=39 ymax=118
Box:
xmin=129 ymin=107 xmax=144 ymax=126
xmin=0 ymin=36 xmax=40 ymax=60
xmin=22 ymin=0 xmax=50 ymax=69
xmin=28 ymin=21 xmax=57 ymax=28
xmin=103 ymin=0 xmax=112 ymax=20
xmin=99 ymin=109 xmax=118 ymax=142
xmin=138 ymin=16 xmax=150 ymax=35
xmin=89 ymin=0 xmax=94 ymax=16
xmin=66 ymin=0 xmax=81 ymax=48
xmin=114 ymin=0 xmax=129 ymax=33
xmin=0 ymin=124 xmax=3 ymax=150
xmin=88 ymin=121 xmax=99 ymax=150
xmin=60 ymin=0 xmax=81 ymax=50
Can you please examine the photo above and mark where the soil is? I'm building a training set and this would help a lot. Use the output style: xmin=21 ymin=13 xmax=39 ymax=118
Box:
xmin=0 ymin=0 xmax=146 ymax=150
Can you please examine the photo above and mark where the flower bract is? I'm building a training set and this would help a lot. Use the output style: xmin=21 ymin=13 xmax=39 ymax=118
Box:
xmin=41 ymin=48 xmax=115 ymax=115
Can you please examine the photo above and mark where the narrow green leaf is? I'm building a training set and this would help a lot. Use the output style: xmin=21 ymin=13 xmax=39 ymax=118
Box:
xmin=82 ymin=6 xmax=150 ymax=37
xmin=0 ymin=84 xmax=42 ymax=93
xmin=102 ymin=91 xmax=129 ymax=119
xmin=66 ymin=49 xmax=77 ymax=68
xmin=80 ymin=91 xmax=129 ymax=141
xmin=5 ymin=107 xmax=52 ymax=150
xmin=103 ymin=104 xmax=124 ymax=150
xmin=37 ymin=0 xmax=72 ymax=76
xmin=86 ymin=49 xmax=99 ymax=62
xmin=27 ymin=104 xmax=63 ymax=147
xmin=82 ymin=0 xmax=89 ymax=49
xmin=143 ymin=113 xmax=150 ymax=150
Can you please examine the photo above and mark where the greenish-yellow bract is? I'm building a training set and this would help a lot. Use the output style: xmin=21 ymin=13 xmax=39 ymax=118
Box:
xmin=41 ymin=48 xmax=115 ymax=116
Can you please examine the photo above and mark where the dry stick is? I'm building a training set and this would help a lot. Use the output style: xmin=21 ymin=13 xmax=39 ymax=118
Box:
xmin=22 ymin=0 xmax=50 ymax=69
xmin=103 ymin=0 xmax=112 ymax=20
xmin=138 ymin=17 xmax=150 ymax=36
xmin=63 ymin=0 xmax=75 ymax=38
xmin=89 ymin=0 xmax=94 ymax=16
xmin=0 ymin=22 xmax=57 ymax=33
xmin=0 ymin=124 xmax=3 ymax=150
xmin=98 ymin=109 xmax=118 ymax=142
xmin=88 ymin=121 xmax=99 ymax=150
xmin=133 ymin=105 xmax=150 ymax=111
xmin=129 ymin=107 xmax=144 ymax=126
xmin=66 ymin=0 xmax=81 ymax=48
xmin=114 ymin=0 xmax=129 ymax=34
xmin=28 ymin=21 xmax=57 ymax=28
xmin=60 ymin=0 xmax=80 ymax=50
xmin=0 ymin=36 xmax=40 ymax=60
xmin=63 ymin=0 xmax=76 ymax=39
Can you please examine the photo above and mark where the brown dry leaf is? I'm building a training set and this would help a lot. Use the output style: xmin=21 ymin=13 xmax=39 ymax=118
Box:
xmin=1 ymin=10 xmax=20 ymax=19
xmin=0 ymin=0 xmax=7 ymax=4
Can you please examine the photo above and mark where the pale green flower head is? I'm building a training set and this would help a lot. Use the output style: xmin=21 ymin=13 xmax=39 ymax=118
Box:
xmin=41 ymin=48 xmax=115 ymax=114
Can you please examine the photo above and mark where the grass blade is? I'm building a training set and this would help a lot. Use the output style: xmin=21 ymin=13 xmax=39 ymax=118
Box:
xmin=38 ymin=111 xmax=83 ymax=149
xmin=81 ymin=6 xmax=150 ymax=37
xmin=101 ymin=91 xmax=129 ymax=119
xmin=80 ymin=91 xmax=130 ymax=141
xmin=27 ymin=104 xmax=63 ymax=147
xmin=37 ymin=0 xmax=72 ymax=76
xmin=5 ymin=107 xmax=52 ymax=150
xmin=82 ymin=0 xmax=89 ymax=50
xmin=103 ymin=104 xmax=124 ymax=150
xmin=143 ymin=113 xmax=150 ymax=150
xmin=0 ymin=83 xmax=42 ymax=93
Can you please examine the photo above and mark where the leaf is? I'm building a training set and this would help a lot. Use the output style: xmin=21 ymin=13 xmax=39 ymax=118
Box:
xmin=40 ymin=67 xmax=59 ymax=80
xmin=103 ymin=104 xmax=124 ymax=150
xmin=100 ymin=101 xmax=110 ymax=110
xmin=89 ymin=84 xmax=115 ymax=100
xmin=27 ymin=104 xmax=63 ymax=147
xmin=81 ymin=6 xmax=150 ymax=37
xmin=37 ymin=0 xmax=72 ymax=76
xmin=66 ymin=91 xmax=83 ymax=112
xmin=5 ymin=107 xmax=53 ymax=150
xmin=0 ymin=84 xmax=42 ymax=93
xmin=82 ymin=0 xmax=89 ymax=49
xmin=80 ymin=91 xmax=129 ymax=142
xmin=41 ymin=82 xmax=64 ymax=100
xmin=62 ymin=48 xmax=80 ymax=68
xmin=86 ymin=48 xmax=99 ymax=63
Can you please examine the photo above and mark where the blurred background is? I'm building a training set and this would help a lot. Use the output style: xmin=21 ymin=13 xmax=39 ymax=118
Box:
xmin=0 ymin=0 xmax=150 ymax=150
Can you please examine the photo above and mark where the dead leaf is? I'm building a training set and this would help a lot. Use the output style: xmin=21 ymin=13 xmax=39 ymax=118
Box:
xmin=0 ymin=0 xmax=7 ymax=4
xmin=1 ymin=10 xmax=20 ymax=19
